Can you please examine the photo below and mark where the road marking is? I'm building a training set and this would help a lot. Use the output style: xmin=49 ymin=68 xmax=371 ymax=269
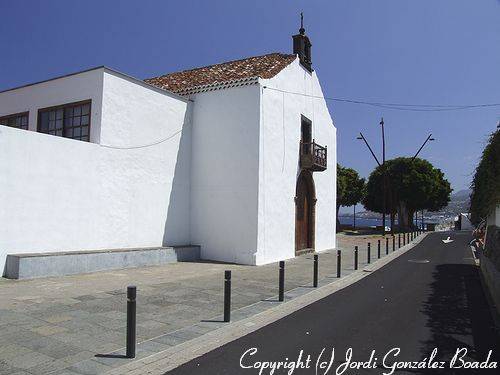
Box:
xmin=442 ymin=236 xmax=454 ymax=243
xmin=408 ymin=259 xmax=430 ymax=264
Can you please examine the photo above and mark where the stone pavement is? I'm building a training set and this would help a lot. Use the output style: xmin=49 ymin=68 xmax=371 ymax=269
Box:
xmin=0 ymin=232 xmax=418 ymax=375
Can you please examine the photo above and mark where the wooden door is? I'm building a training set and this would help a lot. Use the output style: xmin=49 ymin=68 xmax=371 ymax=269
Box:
xmin=295 ymin=171 xmax=315 ymax=254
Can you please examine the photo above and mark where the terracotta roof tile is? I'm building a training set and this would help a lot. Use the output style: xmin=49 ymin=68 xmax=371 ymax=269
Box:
xmin=144 ymin=53 xmax=296 ymax=95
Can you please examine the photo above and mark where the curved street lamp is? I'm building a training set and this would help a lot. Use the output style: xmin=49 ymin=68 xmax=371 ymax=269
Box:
xmin=356 ymin=125 xmax=437 ymax=233
xmin=412 ymin=134 xmax=435 ymax=161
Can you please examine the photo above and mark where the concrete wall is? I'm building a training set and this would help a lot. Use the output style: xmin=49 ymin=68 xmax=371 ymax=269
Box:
xmin=480 ymin=255 xmax=500 ymax=315
xmin=6 ymin=246 xmax=200 ymax=279
xmin=189 ymin=85 xmax=261 ymax=264
xmin=258 ymin=59 xmax=337 ymax=264
xmin=479 ymin=205 xmax=500 ymax=315
xmin=0 ymin=70 xmax=190 ymax=273
xmin=481 ymin=217 xmax=500 ymax=316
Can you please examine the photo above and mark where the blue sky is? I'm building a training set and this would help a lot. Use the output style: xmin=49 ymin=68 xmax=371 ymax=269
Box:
xmin=1 ymin=0 xmax=499 ymax=199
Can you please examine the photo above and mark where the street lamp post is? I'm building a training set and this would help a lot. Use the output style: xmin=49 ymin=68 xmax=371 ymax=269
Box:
xmin=356 ymin=133 xmax=382 ymax=234
xmin=380 ymin=118 xmax=386 ymax=234
xmin=412 ymin=134 xmax=434 ymax=230
xmin=356 ymin=118 xmax=387 ymax=235
xmin=356 ymin=133 xmax=381 ymax=166
xmin=357 ymin=125 xmax=436 ymax=233
xmin=412 ymin=134 xmax=435 ymax=161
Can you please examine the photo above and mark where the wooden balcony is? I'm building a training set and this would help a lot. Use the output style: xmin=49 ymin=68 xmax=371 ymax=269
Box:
xmin=300 ymin=140 xmax=327 ymax=172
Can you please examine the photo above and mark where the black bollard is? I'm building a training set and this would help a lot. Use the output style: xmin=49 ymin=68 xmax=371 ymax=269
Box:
xmin=367 ymin=243 xmax=371 ymax=264
xmin=313 ymin=254 xmax=318 ymax=288
xmin=403 ymin=232 xmax=406 ymax=246
xmin=377 ymin=240 xmax=381 ymax=259
xmin=337 ymin=250 xmax=341 ymax=278
xmin=392 ymin=236 xmax=395 ymax=252
xmin=407 ymin=232 xmax=410 ymax=244
xmin=224 ymin=270 xmax=231 ymax=322
xmin=354 ymin=246 xmax=359 ymax=270
xmin=278 ymin=261 xmax=285 ymax=302
xmin=398 ymin=233 xmax=401 ymax=248
xmin=126 ymin=286 xmax=136 ymax=359
xmin=386 ymin=237 xmax=389 ymax=255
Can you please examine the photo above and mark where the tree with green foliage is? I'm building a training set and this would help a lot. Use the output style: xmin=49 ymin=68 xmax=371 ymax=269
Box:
xmin=336 ymin=164 xmax=365 ymax=231
xmin=362 ymin=157 xmax=452 ymax=230
xmin=470 ymin=129 xmax=500 ymax=224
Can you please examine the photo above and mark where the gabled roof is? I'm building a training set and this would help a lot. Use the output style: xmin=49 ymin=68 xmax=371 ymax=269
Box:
xmin=144 ymin=53 xmax=296 ymax=95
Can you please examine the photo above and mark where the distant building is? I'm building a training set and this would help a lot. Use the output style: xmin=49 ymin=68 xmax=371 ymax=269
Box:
xmin=0 ymin=22 xmax=336 ymax=273
xmin=454 ymin=213 xmax=473 ymax=231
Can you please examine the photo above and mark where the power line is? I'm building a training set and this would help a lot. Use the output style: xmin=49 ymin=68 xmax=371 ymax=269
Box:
xmin=262 ymin=86 xmax=500 ymax=112
xmin=100 ymin=127 xmax=184 ymax=149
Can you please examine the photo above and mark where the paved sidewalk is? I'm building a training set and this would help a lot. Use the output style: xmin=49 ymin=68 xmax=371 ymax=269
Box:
xmin=107 ymin=232 xmax=430 ymax=375
xmin=0 ymin=232 xmax=418 ymax=375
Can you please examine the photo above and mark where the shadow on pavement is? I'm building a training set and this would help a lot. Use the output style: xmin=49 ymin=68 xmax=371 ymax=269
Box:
xmin=95 ymin=353 xmax=128 ymax=359
xmin=415 ymin=263 xmax=500 ymax=373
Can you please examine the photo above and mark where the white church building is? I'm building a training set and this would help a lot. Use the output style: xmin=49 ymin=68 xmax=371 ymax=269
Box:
xmin=0 ymin=24 xmax=336 ymax=277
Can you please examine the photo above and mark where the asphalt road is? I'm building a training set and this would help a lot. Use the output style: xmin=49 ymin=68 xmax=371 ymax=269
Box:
xmin=165 ymin=232 xmax=500 ymax=374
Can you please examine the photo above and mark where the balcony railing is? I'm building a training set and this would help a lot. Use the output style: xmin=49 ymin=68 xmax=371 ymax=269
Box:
xmin=300 ymin=140 xmax=327 ymax=172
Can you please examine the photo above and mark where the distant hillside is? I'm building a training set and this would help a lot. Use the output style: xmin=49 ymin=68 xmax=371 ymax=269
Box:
xmin=451 ymin=189 xmax=471 ymax=201
xmin=445 ymin=189 xmax=471 ymax=215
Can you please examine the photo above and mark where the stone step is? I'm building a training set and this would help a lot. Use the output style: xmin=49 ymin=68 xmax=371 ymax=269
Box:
xmin=5 ymin=245 xmax=200 ymax=279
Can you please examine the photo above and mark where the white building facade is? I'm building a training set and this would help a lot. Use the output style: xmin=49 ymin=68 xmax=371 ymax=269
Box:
xmin=0 ymin=27 xmax=336 ymax=272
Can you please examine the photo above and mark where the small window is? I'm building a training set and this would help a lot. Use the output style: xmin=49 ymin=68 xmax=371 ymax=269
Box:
xmin=0 ymin=112 xmax=29 ymax=130
xmin=38 ymin=100 xmax=91 ymax=142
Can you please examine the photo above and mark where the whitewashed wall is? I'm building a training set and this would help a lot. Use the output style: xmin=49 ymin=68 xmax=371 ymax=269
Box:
xmin=257 ymin=59 xmax=337 ymax=265
xmin=487 ymin=205 xmax=500 ymax=227
xmin=0 ymin=68 xmax=104 ymax=143
xmin=0 ymin=62 xmax=336 ymax=270
xmin=190 ymin=85 xmax=261 ymax=264
xmin=101 ymin=71 xmax=192 ymax=247
xmin=0 ymin=70 xmax=190 ymax=272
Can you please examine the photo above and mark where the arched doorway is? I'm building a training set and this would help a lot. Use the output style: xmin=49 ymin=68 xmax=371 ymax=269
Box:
xmin=295 ymin=170 xmax=316 ymax=255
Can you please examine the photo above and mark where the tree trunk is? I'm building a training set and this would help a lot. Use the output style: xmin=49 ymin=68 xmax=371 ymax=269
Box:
xmin=407 ymin=210 xmax=415 ymax=230
xmin=397 ymin=201 xmax=409 ymax=231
